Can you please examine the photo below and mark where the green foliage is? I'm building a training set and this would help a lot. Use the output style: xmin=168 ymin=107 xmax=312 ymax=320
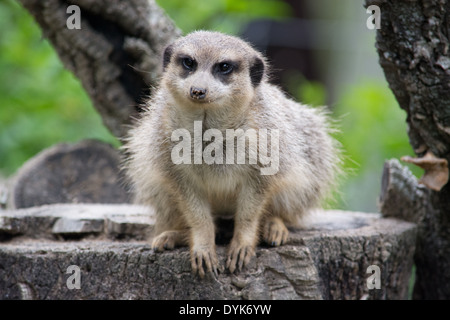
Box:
xmin=333 ymin=80 xmax=421 ymax=211
xmin=284 ymin=72 xmax=419 ymax=212
xmin=0 ymin=0 xmax=118 ymax=176
xmin=337 ymin=82 xmax=409 ymax=169
xmin=284 ymin=71 xmax=327 ymax=107
xmin=155 ymin=0 xmax=292 ymax=34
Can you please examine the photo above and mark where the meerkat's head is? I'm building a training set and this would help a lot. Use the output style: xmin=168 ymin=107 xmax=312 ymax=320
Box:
xmin=161 ymin=31 xmax=266 ymax=110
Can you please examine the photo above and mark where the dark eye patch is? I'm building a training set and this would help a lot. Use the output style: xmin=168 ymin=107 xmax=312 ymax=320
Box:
xmin=163 ymin=44 xmax=174 ymax=71
xmin=182 ymin=57 xmax=195 ymax=70
xmin=217 ymin=62 xmax=233 ymax=74
xmin=249 ymin=57 xmax=264 ymax=87
xmin=213 ymin=61 xmax=239 ymax=83
xmin=177 ymin=55 xmax=197 ymax=78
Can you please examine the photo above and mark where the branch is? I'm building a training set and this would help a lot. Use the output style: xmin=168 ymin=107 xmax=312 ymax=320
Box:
xmin=17 ymin=0 xmax=181 ymax=138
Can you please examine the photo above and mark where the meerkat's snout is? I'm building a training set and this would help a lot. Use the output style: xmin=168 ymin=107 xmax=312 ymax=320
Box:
xmin=185 ymin=68 xmax=222 ymax=104
xmin=190 ymin=86 xmax=207 ymax=100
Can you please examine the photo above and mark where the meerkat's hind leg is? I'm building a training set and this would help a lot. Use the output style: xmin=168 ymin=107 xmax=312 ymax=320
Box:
xmin=151 ymin=229 xmax=189 ymax=251
xmin=262 ymin=216 xmax=289 ymax=247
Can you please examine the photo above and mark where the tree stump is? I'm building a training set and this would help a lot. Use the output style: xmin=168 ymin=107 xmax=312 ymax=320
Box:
xmin=0 ymin=204 xmax=416 ymax=300
xmin=9 ymin=140 xmax=130 ymax=209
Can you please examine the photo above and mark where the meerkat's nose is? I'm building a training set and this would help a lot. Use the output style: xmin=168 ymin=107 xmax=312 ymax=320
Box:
xmin=190 ymin=87 xmax=207 ymax=100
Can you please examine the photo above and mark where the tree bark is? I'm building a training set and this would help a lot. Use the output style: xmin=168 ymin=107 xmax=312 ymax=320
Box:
xmin=9 ymin=140 xmax=131 ymax=209
xmin=367 ymin=0 xmax=450 ymax=299
xmin=17 ymin=0 xmax=181 ymax=138
xmin=0 ymin=204 xmax=416 ymax=300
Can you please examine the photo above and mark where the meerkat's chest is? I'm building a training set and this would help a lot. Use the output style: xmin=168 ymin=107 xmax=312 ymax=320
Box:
xmin=192 ymin=162 xmax=246 ymax=191
xmin=174 ymin=163 xmax=243 ymax=215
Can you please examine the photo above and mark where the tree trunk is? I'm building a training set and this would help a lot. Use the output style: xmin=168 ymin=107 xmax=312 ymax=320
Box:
xmin=366 ymin=0 xmax=450 ymax=299
xmin=16 ymin=0 xmax=181 ymax=138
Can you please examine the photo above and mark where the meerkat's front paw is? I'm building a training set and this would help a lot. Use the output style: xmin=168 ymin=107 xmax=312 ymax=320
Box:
xmin=151 ymin=230 xmax=182 ymax=251
xmin=190 ymin=245 xmax=220 ymax=278
xmin=262 ymin=216 xmax=289 ymax=247
xmin=226 ymin=240 xmax=255 ymax=273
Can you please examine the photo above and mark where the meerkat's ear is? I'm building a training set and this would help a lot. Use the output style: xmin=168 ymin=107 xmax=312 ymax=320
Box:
xmin=163 ymin=44 xmax=174 ymax=71
xmin=249 ymin=57 xmax=265 ymax=87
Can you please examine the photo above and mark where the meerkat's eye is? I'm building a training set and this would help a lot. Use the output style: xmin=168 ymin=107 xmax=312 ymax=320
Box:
xmin=181 ymin=57 xmax=196 ymax=71
xmin=218 ymin=62 xmax=233 ymax=75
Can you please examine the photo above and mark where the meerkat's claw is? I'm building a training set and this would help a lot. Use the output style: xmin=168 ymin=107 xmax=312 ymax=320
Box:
xmin=191 ymin=248 xmax=219 ymax=279
xmin=151 ymin=230 xmax=181 ymax=252
xmin=226 ymin=242 xmax=255 ymax=273
xmin=262 ymin=217 xmax=289 ymax=247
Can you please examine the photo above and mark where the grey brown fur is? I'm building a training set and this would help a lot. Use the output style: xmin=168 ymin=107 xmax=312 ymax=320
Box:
xmin=123 ymin=31 xmax=341 ymax=277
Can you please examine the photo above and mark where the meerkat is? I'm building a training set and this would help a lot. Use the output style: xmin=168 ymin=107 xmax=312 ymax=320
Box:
xmin=123 ymin=30 xmax=340 ymax=278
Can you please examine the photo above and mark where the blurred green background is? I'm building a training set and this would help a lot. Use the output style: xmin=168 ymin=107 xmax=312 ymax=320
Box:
xmin=0 ymin=0 xmax=420 ymax=212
